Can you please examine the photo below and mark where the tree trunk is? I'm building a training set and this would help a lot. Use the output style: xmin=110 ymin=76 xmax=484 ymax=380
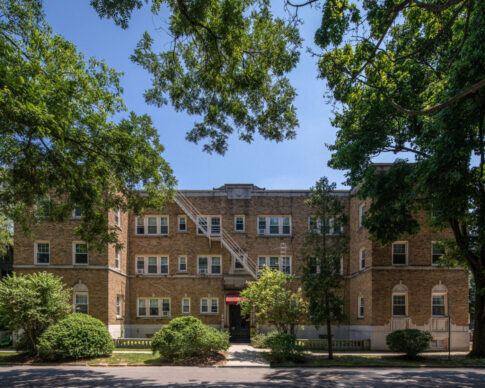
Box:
xmin=470 ymin=271 xmax=485 ymax=358
xmin=327 ymin=318 xmax=333 ymax=360
xmin=289 ymin=324 xmax=295 ymax=335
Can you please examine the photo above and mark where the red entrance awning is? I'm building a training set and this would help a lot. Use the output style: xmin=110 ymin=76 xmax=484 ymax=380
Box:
xmin=225 ymin=294 xmax=241 ymax=304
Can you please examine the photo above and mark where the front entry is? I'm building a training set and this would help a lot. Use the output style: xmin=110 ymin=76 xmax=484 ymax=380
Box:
xmin=229 ymin=304 xmax=250 ymax=342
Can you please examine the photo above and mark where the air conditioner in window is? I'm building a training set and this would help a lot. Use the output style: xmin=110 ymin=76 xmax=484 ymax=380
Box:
xmin=162 ymin=311 xmax=170 ymax=317
xmin=199 ymin=268 xmax=208 ymax=275
xmin=259 ymin=229 xmax=266 ymax=235
xmin=136 ymin=269 xmax=144 ymax=275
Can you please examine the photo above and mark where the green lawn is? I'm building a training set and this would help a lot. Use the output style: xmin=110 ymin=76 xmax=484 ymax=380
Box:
xmin=261 ymin=353 xmax=485 ymax=367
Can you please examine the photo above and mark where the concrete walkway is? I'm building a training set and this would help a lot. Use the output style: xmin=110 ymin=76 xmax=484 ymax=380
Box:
xmin=223 ymin=344 xmax=270 ymax=367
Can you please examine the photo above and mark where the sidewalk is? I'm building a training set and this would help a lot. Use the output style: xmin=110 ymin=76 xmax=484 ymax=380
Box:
xmin=223 ymin=344 xmax=270 ymax=367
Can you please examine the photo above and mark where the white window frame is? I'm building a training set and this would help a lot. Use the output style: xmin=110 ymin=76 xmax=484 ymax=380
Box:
xmin=147 ymin=256 xmax=158 ymax=274
xmin=432 ymin=292 xmax=447 ymax=317
xmin=431 ymin=242 xmax=445 ymax=266
xmin=392 ymin=293 xmax=408 ymax=317
xmin=178 ymin=256 xmax=187 ymax=272
xmin=359 ymin=203 xmax=365 ymax=227
xmin=358 ymin=296 xmax=364 ymax=318
xmin=160 ymin=256 xmax=169 ymax=275
xmin=136 ymin=256 xmax=169 ymax=275
xmin=308 ymin=216 xmax=343 ymax=235
xmin=115 ymin=209 xmax=121 ymax=227
xmin=257 ymin=216 xmax=291 ymax=236
xmin=159 ymin=216 xmax=169 ymax=235
xmin=392 ymin=242 xmax=408 ymax=266
xmin=74 ymin=292 xmax=88 ymax=314
xmin=178 ymin=215 xmax=187 ymax=232
xmin=197 ymin=256 xmax=221 ymax=275
xmin=72 ymin=206 xmax=82 ymax=219
xmin=360 ymin=248 xmax=365 ymax=270
xmin=233 ymin=254 xmax=246 ymax=270
xmin=116 ymin=295 xmax=122 ymax=318
xmin=73 ymin=242 xmax=88 ymax=265
xmin=182 ymin=297 xmax=190 ymax=314
xmin=135 ymin=217 xmax=145 ymax=235
xmin=137 ymin=298 xmax=169 ymax=318
xmin=257 ymin=256 xmax=292 ymax=274
xmin=161 ymin=298 xmax=171 ymax=317
xmin=211 ymin=256 xmax=221 ymax=275
xmin=234 ymin=215 xmax=245 ymax=232
xmin=34 ymin=241 xmax=50 ymax=265
xmin=115 ymin=248 xmax=120 ymax=269
xmin=137 ymin=298 xmax=147 ymax=317
xmin=135 ymin=216 xmax=169 ymax=236
xmin=136 ymin=256 xmax=145 ymax=274
xmin=197 ymin=215 xmax=221 ymax=236
xmin=200 ymin=297 xmax=219 ymax=314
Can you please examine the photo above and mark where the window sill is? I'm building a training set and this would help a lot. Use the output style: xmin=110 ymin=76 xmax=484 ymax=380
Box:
xmin=73 ymin=263 xmax=89 ymax=266
xmin=177 ymin=270 xmax=188 ymax=274
xmin=257 ymin=234 xmax=292 ymax=237
xmin=357 ymin=317 xmax=364 ymax=320
xmin=116 ymin=316 xmax=123 ymax=320
xmin=200 ymin=312 xmax=219 ymax=315
xmin=135 ymin=234 xmax=170 ymax=237
xmin=136 ymin=316 xmax=171 ymax=319
xmin=177 ymin=230 xmax=188 ymax=233
xmin=392 ymin=315 xmax=408 ymax=318
xmin=234 ymin=230 xmax=246 ymax=233
xmin=35 ymin=263 xmax=50 ymax=265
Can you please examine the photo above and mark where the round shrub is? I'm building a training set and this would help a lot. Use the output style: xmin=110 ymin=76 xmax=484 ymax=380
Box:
xmin=38 ymin=313 xmax=114 ymax=360
xmin=151 ymin=316 xmax=230 ymax=361
xmin=386 ymin=329 xmax=432 ymax=358
xmin=265 ymin=332 xmax=304 ymax=362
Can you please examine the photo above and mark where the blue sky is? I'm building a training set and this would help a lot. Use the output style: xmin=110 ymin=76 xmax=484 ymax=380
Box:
xmin=43 ymin=1 xmax=390 ymax=190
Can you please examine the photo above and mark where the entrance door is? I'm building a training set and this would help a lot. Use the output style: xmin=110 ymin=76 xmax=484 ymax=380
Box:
xmin=229 ymin=304 xmax=250 ymax=342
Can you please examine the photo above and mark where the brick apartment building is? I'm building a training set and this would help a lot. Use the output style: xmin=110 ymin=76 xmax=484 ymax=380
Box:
xmin=13 ymin=183 xmax=470 ymax=350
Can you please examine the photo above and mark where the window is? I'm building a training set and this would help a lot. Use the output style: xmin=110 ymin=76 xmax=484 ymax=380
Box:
xmin=72 ymin=206 xmax=82 ymax=219
xmin=257 ymin=256 xmax=292 ymax=274
xmin=136 ymin=257 xmax=145 ymax=274
xmin=360 ymin=248 xmax=365 ymax=270
xmin=308 ymin=217 xmax=343 ymax=235
xmin=160 ymin=257 xmax=169 ymax=274
xmin=160 ymin=216 xmax=169 ymax=235
xmin=115 ymin=209 xmax=120 ymax=227
xmin=211 ymin=257 xmax=221 ymax=274
xmin=235 ymin=216 xmax=245 ymax=232
xmin=178 ymin=216 xmax=187 ymax=232
xmin=358 ymin=296 xmax=364 ymax=318
xmin=73 ymin=243 xmax=88 ymax=265
xmin=147 ymin=257 xmax=158 ymax=274
xmin=178 ymin=256 xmax=187 ymax=272
xmin=136 ymin=217 xmax=145 ymax=234
xmin=35 ymin=242 xmax=50 ymax=264
xmin=234 ymin=255 xmax=245 ymax=270
xmin=197 ymin=216 xmax=221 ymax=236
xmin=432 ymin=242 xmax=445 ymax=266
xmin=149 ymin=299 xmax=159 ymax=316
xmin=147 ymin=217 xmax=157 ymax=234
xmin=138 ymin=299 xmax=146 ymax=316
xmin=211 ymin=299 xmax=218 ymax=313
xmin=74 ymin=293 xmax=88 ymax=314
xmin=432 ymin=294 xmax=446 ymax=316
xmin=116 ymin=295 xmax=122 ymax=317
xmin=182 ymin=298 xmax=190 ymax=314
xmin=392 ymin=294 xmax=407 ymax=316
xmin=257 ymin=216 xmax=291 ymax=235
xmin=201 ymin=298 xmax=218 ymax=314
xmin=115 ymin=248 xmax=120 ymax=269
xmin=201 ymin=298 xmax=208 ymax=313
xmin=198 ymin=256 xmax=208 ymax=274
xmin=359 ymin=203 xmax=365 ymax=227
xmin=392 ymin=242 xmax=407 ymax=265
xmin=161 ymin=298 xmax=170 ymax=317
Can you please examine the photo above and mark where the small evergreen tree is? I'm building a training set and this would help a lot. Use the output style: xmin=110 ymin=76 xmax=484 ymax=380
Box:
xmin=302 ymin=177 xmax=348 ymax=359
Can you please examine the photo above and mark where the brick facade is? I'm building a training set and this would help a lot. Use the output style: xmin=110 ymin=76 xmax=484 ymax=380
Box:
xmin=13 ymin=184 xmax=469 ymax=350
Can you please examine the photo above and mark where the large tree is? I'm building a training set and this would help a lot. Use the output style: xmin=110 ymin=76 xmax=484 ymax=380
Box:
xmin=92 ymin=0 xmax=485 ymax=356
xmin=1 ymin=0 xmax=175 ymax=249
xmin=302 ymin=177 xmax=347 ymax=360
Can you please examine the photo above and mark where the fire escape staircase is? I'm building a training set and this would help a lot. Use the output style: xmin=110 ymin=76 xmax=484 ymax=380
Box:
xmin=174 ymin=191 xmax=258 ymax=279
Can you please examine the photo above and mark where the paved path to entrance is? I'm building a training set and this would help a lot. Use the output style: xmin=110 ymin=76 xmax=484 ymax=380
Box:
xmin=224 ymin=344 xmax=269 ymax=367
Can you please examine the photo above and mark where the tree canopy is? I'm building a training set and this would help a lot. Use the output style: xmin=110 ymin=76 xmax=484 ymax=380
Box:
xmin=1 ymin=0 xmax=175 ymax=248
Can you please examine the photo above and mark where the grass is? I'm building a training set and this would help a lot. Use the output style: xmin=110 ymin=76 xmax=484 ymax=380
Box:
xmin=0 ymin=350 xmax=227 ymax=366
xmin=260 ymin=352 xmax=485 ymax=367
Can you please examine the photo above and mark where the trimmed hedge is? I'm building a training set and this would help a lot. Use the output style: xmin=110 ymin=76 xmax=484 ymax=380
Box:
xmin=386 ymin=329 xmax=433 ymax=358
xmin=151 ymin=316 xmax=230 ymax=361
xmin=38 ymin=313 xmax=114 ymax=360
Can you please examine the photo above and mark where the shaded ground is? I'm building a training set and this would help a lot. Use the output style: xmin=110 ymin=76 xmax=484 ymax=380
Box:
xmin=1 ymin=366 xmax=485 ymax=387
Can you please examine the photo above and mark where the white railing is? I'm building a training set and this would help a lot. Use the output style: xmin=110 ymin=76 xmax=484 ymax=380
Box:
xmin=174 ymin=191 xmax=257 ymax=279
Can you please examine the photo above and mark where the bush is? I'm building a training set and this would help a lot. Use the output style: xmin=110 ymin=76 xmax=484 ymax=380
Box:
xmin=151 ymin=316 xmax=230 ymax=361
xmin=386 ymin=329 xmax=432 ymax=358
xmin=251 ymin=331 xmax=277 ymax=348
xmin=266 ymin=332 xmax=304 ymax=362
xmin=38 ymin=313 xmax=114 ymax=360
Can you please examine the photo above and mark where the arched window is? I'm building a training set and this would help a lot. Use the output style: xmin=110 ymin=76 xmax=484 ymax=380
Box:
xmin=73 ymin=282 xmax=88 ymax=314
xmin=392 ymin=284 xmax=408 ymax=317
xmin=432 ymin=283 xmax=448 ymax=317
